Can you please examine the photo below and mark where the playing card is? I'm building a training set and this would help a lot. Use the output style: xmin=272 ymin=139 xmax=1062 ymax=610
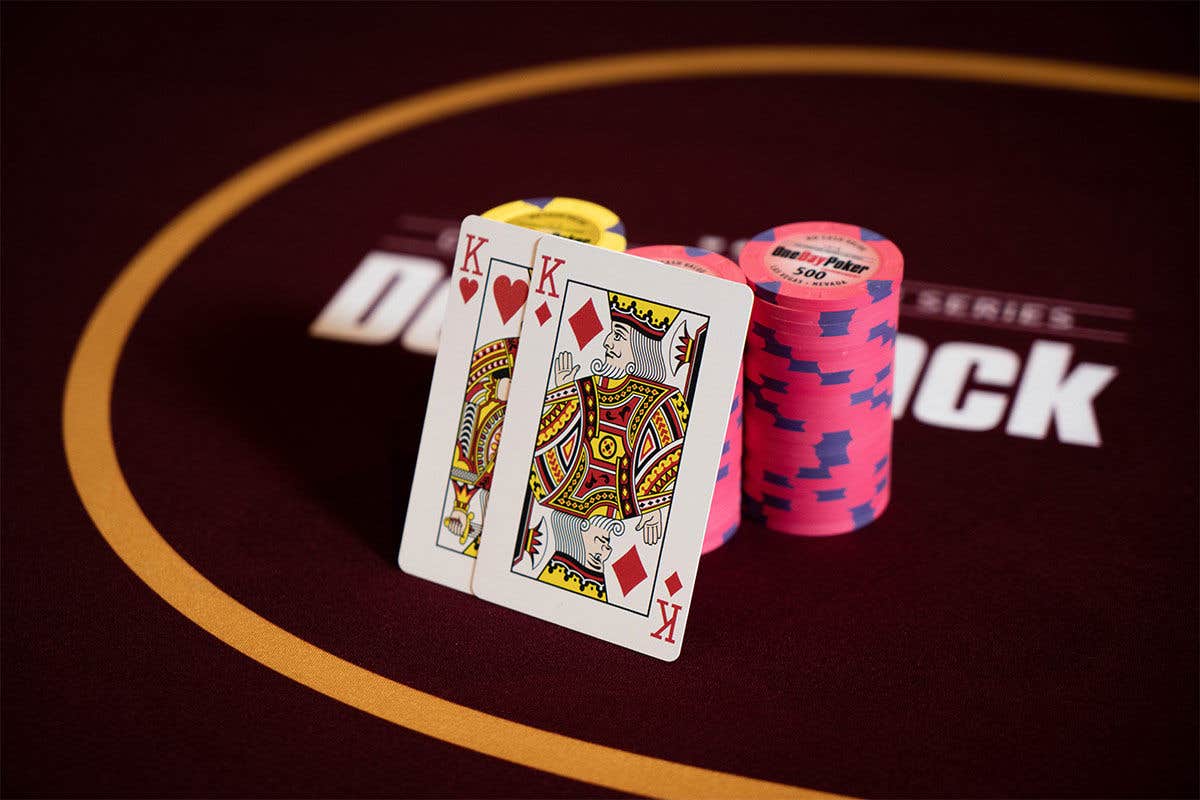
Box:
xmin=472 ymin=237 xmax=752 ymax=659
xmin=399 ymin=216 xmax=541 ymax=592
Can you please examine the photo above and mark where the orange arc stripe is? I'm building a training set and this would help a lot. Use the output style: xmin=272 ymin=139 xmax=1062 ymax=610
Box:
xmin=62 ymin=46 xmax=1197 ymax=800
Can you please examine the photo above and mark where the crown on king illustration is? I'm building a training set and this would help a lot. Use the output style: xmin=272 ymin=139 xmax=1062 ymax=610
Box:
xmin=469 ymin=337 xmax=518 ymax=379
xmin=607 ymin=292 xmax=680 ymax=340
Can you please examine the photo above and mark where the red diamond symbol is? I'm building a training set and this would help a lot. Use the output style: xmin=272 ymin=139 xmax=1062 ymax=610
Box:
xmin=534 ymin=301 xmax=552 ymax=326
xmin=568 ymin=299 xmax=603 ymax=348
xmin=664 ymin=572 xmax=682 ymax=596
xmin=611 ymin=546 xmax=647 ymax=596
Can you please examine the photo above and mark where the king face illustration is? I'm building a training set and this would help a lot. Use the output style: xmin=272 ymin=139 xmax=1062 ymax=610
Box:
xmin=444 ymin=336 xmax=519 ymax=557
xmin=521 ymin=292 xmax=694 ymax=602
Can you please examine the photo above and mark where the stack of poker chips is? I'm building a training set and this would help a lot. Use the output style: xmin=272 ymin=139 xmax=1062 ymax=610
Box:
xmin=736 ymin=222 xmax=903 ymax=536
xmin=627 ymin=245 xmax=745 ymax=554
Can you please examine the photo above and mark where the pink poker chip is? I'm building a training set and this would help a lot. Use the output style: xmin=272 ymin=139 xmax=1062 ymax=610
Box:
xmin=747 ymin=280 xmax=899 ymax=323
xmin=748 ymin=483 xmax=892 ymax=537
xmin=746 ymin=314 xmax=899 ymax=357
xmin=743 ymin=350 xmax=894 ymax=395
xmin=738 ymin=221 xmax=903 ymax=309
xmin=628 ymin=244 xmax=746 ymax=284
xmin=749 ymin=299 xmax=899 ymax=343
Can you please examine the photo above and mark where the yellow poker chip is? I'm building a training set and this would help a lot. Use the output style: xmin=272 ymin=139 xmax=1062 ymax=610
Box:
xmin=481 ymin=197 xmax=626 ymax=251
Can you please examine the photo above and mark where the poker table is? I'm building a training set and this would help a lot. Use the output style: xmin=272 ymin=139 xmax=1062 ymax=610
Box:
xmin=3 ymin=3 xmax=1197 ymax=797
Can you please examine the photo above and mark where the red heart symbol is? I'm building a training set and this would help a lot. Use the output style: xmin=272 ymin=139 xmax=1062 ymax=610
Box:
xmin=492 ymin=276 xmax=529 ymax=324
xmin=459 ymin=277 xmax=479 ymax=303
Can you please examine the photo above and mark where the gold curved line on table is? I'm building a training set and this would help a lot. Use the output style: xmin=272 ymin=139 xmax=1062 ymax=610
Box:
xmin=62 ymin=46 xmax=1198 ymax=800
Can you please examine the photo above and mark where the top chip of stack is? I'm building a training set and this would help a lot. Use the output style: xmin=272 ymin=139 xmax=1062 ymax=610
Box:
xmin=482 ymin=197 xmax=626 ymax=251
xmin=738 ymin=221 xmax=902 ymax=309
xmin=629 ymin=244 xmax=744 ymax=283
xmin=737 ymin=221 xmax=903 ymax=537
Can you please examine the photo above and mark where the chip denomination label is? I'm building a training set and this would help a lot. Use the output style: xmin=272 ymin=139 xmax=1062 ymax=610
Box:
xmin=764 ymin=232 xmax=880 ymax=288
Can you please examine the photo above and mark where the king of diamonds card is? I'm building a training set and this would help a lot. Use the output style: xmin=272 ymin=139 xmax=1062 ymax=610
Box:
xmin=474 ymin=237 xmax=751 ymax=659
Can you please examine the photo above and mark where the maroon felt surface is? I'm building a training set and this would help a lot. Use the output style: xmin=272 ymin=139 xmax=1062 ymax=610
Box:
xmin=3 ymin=3 xmax=1198 ymax=798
